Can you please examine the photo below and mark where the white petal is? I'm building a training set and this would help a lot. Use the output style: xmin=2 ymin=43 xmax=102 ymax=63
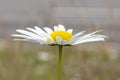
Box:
xmin=46 ymin=37 xmax=56 ymax=44
xmin=33 ymin=39 xmax=48 ymax=44
xmin=61 ymin=40 xmax=68 ymax=45
xmin=91 ymin=30 xmax=103 ymax=34
xmin=16 ymin=29 xmax=44 ymax=40
xmin=68 ymin=31 xmax=85 ymax=44
xmin=54 ymin=26 xmax=59 ymax=31
xmin=67 ymin=29 xmax=73 ymax=33
xmin=12 ymin=34 xmax=32 ymax=39
xmin=13 ymin=35 xmax=47 ymax=44
xmin=15 ymin=29 xmax=50 ymax=45
xmin=34 ymin=26 xmax=48 ymax=37
xmin=75 ymin=30 xmax=103 ymax=41
xmin=56 ymin=36 xmax=62 ymax=45
xmin=67 ymin=36 xmax=78 ymax=45
xmin=91 ymin=35 xmax=108 ymax=38
xmin=26 ymin=27 xmax=38 ymax=34
xmin=70 ymin=30 xmax=106 ymax=45
xmin=73 ymin=31 xmax=86 ymax=37
xmin=58 ymin=24 xmax=66 ymax=31
xmin=44 ymin=27 xmax=53 ymax=34
xmin=13 ymin=38 xmax=46 ymax=44
xmin=55 ymin=37 xmax=67 ymax=45
xmin=26 ymin=27 xmax=45 ymax=39
xmin=34 ymin=26 xmax=55 ymax=43
xmin=13 ymin=39 xmax=38 ymax=42
xmin=73 ymin=38 xmax=105 ymax=45
xmin=83 ymin=30 xmax=103 ymax=37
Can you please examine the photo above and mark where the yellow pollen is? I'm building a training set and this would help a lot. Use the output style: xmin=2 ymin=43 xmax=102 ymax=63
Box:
xmin=49 ymin=31 xmax=73 ymax=42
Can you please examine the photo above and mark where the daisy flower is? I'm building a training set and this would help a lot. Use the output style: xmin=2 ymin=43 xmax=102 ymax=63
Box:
xmin=12 ymin=24 xmax=107 ymax=46
xmin=12 ymin=24 xmax=107 ymax=80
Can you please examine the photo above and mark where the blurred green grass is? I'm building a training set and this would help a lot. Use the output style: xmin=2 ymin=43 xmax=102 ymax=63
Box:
xmin=0 ymin=42 xmax=120 ymax=80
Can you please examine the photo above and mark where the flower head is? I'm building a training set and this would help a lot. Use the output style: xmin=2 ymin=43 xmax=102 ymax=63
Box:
xmin=12 ymin=24 xmax=107 ymax=46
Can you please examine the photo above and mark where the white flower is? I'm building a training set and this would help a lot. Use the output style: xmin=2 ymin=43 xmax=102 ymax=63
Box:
xmin=12 ymin=24 xmax=107 ymax=46
xmin=37 ymin=51 xmax=53 ymax=61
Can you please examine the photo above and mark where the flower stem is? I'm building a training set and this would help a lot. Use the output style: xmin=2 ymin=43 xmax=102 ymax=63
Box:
xmin=57 ymin=45 xmax=63 ymax=80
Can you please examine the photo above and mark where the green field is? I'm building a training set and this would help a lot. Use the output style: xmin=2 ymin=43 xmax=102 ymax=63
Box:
xmin=0 ymin=42 xmax=120 ymax=80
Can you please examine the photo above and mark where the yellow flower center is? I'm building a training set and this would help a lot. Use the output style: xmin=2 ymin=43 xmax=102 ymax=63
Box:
xmin=48 ymin=31 xmax=73 ymax=42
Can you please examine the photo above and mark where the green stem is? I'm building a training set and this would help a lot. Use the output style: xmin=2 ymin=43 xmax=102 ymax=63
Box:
xmin=57 ymin=45 xmax=63 ymax=80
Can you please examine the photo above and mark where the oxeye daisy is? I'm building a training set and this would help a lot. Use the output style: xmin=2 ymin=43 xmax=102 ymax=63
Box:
xmin=12 ymin=24 xmax=107 ymax=46
xmin=12 ymin=24 xmax=107 ymax=80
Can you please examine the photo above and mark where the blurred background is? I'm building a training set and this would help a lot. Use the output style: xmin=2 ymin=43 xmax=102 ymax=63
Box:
xmin=0 ymin=0 xmax=120 ymax=80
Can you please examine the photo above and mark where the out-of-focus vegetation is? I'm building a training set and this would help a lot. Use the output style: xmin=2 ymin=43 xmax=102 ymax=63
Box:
xmin=0 ymin=41 xmax=120 ymax=80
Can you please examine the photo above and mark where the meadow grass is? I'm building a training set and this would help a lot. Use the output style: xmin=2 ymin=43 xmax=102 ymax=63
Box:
xmin=0 ymin=42 xmax=120 ymax=80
